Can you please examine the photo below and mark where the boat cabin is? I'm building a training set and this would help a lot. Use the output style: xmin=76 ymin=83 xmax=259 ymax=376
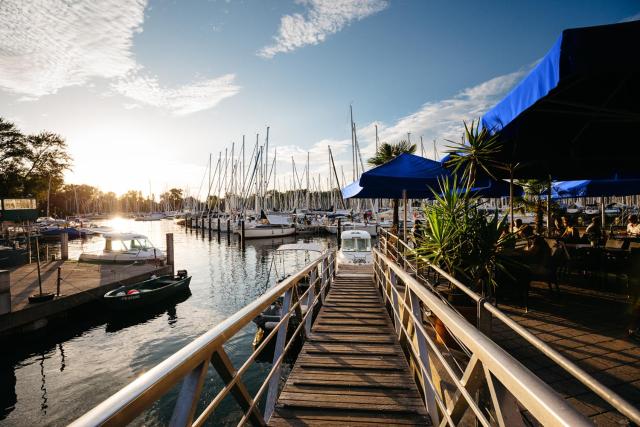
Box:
xmin=338 ymin=230 xmax=372 ymax=265
xmin=79 ymin=232 xmax=165 ymax=263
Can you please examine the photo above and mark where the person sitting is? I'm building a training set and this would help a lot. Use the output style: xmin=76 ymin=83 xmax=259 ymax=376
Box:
xmin=560 ymin=216 xmax=580 ymax=242
xmin=552 ymin=215 xmax=564 ymax=237
xmin=627 ymin=215 xmax=640 ymax=236
xmin=585 ymin=217 xmax=603 ymax=246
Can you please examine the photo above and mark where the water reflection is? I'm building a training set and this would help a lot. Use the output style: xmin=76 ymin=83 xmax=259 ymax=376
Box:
xmin=104 ymin=290 xmax=191 ymax=333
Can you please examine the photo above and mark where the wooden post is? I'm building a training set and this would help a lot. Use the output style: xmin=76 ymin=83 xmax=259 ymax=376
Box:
xmin=56 ymin=267 xmax=62 ymax=297
xmin=166 ymin=233 xmax=175 ymax=276
xmin=217 ymin=217 xmax=221 ymax=241
xmin=0 ymin=270 xmax=10 ymax=314
xmin=240 ymin=219 xmax=245 ymax=249
xmin=61 ymin=232 xmax=69 ymax=261
xmin=227 ymin=219 xmax=231 ymax=245
xmin=337 ymin=218 xmax=342 ymax=248
xmin=35 ymin=237 xmax=43 ymax=296
xmin=208 ymin=216 xmax=212 ymax=240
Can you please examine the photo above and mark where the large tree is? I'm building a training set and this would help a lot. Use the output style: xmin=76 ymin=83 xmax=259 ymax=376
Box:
xmin=0 ymin=118 xmax=72 ymax=206
xmin=368 ymin=140 xmax=417 ymax=229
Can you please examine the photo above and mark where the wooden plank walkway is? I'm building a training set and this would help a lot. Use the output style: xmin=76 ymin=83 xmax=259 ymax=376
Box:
xmin=269 ymin=267 xmax=431 ymax=426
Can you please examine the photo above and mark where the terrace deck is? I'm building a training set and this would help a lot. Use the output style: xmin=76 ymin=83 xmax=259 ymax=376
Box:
xmin=269 ymin=265 xmax=431 ymax=426
xmin=494 ymin=281 xmax=640 ymax=425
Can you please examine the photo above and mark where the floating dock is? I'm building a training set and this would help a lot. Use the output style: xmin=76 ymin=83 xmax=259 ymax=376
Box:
xmin=0 ymin=259 xmax=171 ymax=336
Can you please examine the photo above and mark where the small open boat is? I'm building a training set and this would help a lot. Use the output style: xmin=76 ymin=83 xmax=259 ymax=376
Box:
xmin=104 ymin=270 xmax=191 ymax=310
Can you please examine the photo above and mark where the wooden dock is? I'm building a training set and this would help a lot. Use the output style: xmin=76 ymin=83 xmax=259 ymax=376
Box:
xmin=269 ymin=266 xmax=431 ymax=426
xmin=0 ymin=259 xmax=171 ymax=336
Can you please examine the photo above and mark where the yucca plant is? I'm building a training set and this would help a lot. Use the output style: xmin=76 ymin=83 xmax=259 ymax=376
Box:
xmin=417 ymin=177 xmax=516 ymax=296
xmin=444 ymin=119 xmax=505 ymax=189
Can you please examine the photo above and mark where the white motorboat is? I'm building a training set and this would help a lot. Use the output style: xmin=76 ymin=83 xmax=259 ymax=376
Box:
xmin=584 ymin=204 xmax=599 ymax=215
xmin=324 ymin=222 xmax=378 ymax=236
xmin=134 ymin=213 xmax=164 ymax=221
xmin=566 ymin=203 xmax=583 ymax=215
xmin=605 ymin=203 xmax=624 ymax=216
xmin=79 ymin=233 xmax=165 ymax=264
xmin=337 ymin=230 xmax=372 ymax=265
xmin=241 ymin=224 xmax=296 ymax=239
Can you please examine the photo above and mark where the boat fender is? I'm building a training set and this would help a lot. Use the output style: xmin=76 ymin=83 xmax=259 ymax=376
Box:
xmin=116 ymin=291 xmax=126 ymax=297
xmin=127 ymin=289 xmax=140 ymax=295
xmin=151 ymin=274 xmax=157 ymax=279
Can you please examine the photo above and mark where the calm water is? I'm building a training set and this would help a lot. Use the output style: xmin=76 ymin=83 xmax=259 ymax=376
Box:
xmin=0 ymin=219 xmax=333 ymax=426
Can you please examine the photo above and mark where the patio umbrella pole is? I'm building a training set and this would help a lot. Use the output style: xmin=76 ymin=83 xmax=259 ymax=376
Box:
xmin=403 ymin=190 xmax=408 ymax=241
xmin=509 ymin=166 xmax=514 ymax=230
xmin=547 ymin=177 xmax=552 ymax=236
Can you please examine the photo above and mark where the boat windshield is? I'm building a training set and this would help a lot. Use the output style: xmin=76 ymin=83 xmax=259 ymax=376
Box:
xmin=341 ymin=238 xmax=371 ymax=252
xmin=109 ymin=238 xmax=154 ymax=251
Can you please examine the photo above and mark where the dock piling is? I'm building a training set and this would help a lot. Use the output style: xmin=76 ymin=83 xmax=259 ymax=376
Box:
xmin=61 ymin=232 xmax=69 ymax=261
xmin=208 ymin=217 xmax=212 ymax=240
xmin=0 ymin=270 xmax=10 ymax=314
xmin=240 ymin=219 xmax=245 ymax=249
xmin=56 ymin=267 xmax=61 ymax=297
xmin=166 ymin=233 xmax=175 ymax=276
xmin=337 ymin=218 xmax=342 ymax=248
xmin=217 ymin=217 xmax=221 ymax=241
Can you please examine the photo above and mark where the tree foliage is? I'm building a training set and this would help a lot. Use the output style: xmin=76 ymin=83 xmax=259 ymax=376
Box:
xmin=0 ymin=117 xmax=72 ymax=200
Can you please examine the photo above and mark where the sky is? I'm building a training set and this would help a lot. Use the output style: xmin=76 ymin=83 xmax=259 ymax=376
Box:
xmin=1 ymin=0 xmax=638 ymax=197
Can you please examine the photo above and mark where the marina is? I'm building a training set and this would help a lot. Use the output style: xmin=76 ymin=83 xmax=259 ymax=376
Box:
xmin=2 ymin=3 xmax=640 ymax=427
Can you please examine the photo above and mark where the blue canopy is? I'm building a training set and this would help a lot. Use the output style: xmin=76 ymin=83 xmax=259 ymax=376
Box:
xmin=550 ymin=179 xmax=640 ymax=199
xmin=341 ymin=153 xmax=519 ymax=199
xmin=481 ymin=20 xmax=640 ymax=179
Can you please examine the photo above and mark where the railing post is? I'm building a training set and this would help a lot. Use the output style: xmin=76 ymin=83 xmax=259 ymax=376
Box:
xmin=169 ymin=360 xmax=208 ymax=426
xmin=321 ymin=257 xmax=328 ymax=304
xmin=389 ymin=270 xmax=401 ymax=336
xmin=478 ymin=297 xmax=492 ymax=337
xmin=409 ymin=289 xmax=440 ymax=426
xmin=305 ymin=269 xmax=317 ymax=335
xmin=264 ymin=288 xmax=292 ymax=421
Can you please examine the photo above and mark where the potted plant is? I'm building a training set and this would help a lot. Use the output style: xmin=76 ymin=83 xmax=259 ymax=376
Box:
xmin=416 ymin=177 xmax=516 ymax=346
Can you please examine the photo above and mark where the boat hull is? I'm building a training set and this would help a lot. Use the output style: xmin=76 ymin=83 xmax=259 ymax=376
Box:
xmin=104 ymin=275 xmax=191 ymax=310
xmin=241 ymin=226 xmax=296 ymax=239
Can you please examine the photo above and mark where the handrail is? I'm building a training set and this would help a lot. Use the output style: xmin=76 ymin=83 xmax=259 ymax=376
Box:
xmin=377 ymin=227 xmax=640 ymax=425
xmin=71 ymin=249 xmax=336 ymax=427
xmin=374 ymin=248 xmax=591 ymax=427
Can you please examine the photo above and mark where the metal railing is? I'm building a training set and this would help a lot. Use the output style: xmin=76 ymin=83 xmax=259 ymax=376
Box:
xmin=71 ymin=250 xmax=336 ymax=427
xmin=373 ymin=247 xmax=591 ymax=427
xmin=377 ymin=227 xmax=640 ymax=425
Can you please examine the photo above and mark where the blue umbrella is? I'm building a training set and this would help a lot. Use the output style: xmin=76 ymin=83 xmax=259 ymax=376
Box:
xmin=481 ymin=20 xmax=640 ymax=180
xmin=550 ymin=179 xmax=640 ymax=198
xmin=341 ymin=153 xmax=520 ymax=199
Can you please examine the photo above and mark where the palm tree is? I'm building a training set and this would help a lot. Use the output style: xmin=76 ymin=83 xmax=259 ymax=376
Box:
xmin=368 ymin=140 xmax=416 ymax=229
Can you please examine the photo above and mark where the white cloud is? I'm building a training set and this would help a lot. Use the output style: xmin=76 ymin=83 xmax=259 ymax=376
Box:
xmin=621 ymin=12 xmax=640 ymax=22
xmin=112 ymin=73 xmax=241 ymax=116
xmin=258 ymin=0 xmax=388 ymax=58
xmin=355 ymin=68 xmax=530 ymax=161
xmin=270 ymin=66 xmax=529 ymax=189
xmin=0 ymin=0 xmax=145 ymax=97
xmin=0 ymin=0 xmax=240 ymax=115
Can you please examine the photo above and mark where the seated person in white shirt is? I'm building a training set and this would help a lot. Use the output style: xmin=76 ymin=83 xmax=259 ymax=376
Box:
xmin=627 ymin=215 xmax=640 ymax=236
